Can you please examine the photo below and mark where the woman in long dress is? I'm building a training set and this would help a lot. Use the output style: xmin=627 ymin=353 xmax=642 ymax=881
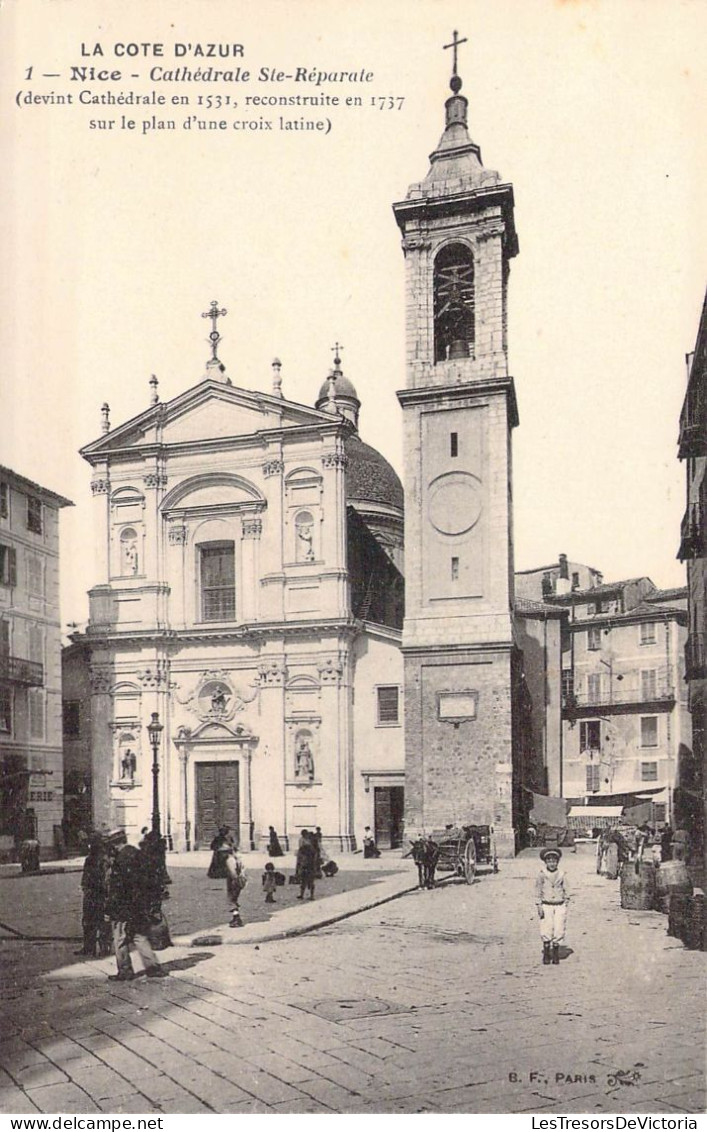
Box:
xmin=208 ymin=826 xmax=235 ymax=879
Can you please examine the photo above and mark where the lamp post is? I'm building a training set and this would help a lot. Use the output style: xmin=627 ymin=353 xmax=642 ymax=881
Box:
xmin=147 ymin=712 xmax=164 ymax=837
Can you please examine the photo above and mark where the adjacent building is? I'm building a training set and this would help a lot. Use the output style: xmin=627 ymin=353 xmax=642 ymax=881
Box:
xmin=678 ymin=287 xmax=706 ymax=866
xmin=0 ymin=467 xmax=73 ymax=858
xmin=526 ymin=568 xmax=690 ymax=823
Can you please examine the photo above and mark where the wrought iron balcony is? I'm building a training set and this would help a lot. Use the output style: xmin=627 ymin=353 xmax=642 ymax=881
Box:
xmin=563 ymin=674 xmax=675 ymax=716
xmin=685 ymin=633 xmax=706 ymax=680
xmin=0 ymin=655 xmax=44 ymax=686
xmin=678 ymin=503 xmax=706 ymax=561
xmin=678 ymin=386 xmax=706 ymax=459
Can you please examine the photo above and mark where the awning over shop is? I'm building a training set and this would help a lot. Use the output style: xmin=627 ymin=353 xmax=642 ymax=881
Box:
xmin=568 ymin=806 xmax=623 ymax=819
xmin=623 ymin=801 xmax=656 ymax=826
xmin=529 ymin=794 xmax=569 ymax=827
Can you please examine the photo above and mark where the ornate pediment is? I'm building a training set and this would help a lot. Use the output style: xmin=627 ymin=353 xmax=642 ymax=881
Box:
xmin=173 ymin=718 xmax=257 ymax=744
xmin=80 ymin=381 xmax=337 ymax=464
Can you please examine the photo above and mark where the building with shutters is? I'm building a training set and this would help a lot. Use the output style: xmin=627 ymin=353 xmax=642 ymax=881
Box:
xmin=0 ymin=466 xmax=73 ymax=859
xmin=677 ymin=287 xmax=706 ymax=865
xmin=525 ymin=569 xmax=691 ymax=823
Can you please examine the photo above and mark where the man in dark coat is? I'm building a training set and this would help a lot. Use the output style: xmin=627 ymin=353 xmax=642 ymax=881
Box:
xmin=75 ymin=833 xmax=112 ymax=957
xmin=296 ymin=830 xmax=317 ymax=900
xmin=105 ymin=830 xmax=167 ymax=980
xmin=422 ymin=836 xmax=439 ymax=889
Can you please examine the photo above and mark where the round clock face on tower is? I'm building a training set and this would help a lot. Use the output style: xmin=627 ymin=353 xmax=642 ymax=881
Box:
xmin=427 ymin=471 xmax=482 ymax=536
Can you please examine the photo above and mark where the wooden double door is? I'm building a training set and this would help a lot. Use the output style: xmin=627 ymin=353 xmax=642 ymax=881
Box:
xmin=374 ymin=785 xmax=405 ymax=849
xmin=195 ymin=761 xmax=239 ymax=848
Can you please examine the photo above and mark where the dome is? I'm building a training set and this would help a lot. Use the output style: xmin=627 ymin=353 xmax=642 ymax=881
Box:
xmin=316 ymin=373 xmax=359 ymax=404
xmin=345 ymin=434 xmax=403 ymax=512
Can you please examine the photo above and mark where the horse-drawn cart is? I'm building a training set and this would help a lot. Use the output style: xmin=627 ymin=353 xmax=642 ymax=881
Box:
xmin=432 ymin=825 xmax=498 ymax=884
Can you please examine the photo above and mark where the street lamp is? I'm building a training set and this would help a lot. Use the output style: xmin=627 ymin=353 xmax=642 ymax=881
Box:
xmin=147 ymin=712 xmax=164 ymax=837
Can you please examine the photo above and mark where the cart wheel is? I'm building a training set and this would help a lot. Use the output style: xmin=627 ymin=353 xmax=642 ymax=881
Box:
xmin=464 ymin=838 xmax=476 ymax=884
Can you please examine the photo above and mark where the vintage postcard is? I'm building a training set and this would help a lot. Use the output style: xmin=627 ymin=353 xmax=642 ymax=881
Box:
xmin=1 ymin=0 xmax=705 ymax=1121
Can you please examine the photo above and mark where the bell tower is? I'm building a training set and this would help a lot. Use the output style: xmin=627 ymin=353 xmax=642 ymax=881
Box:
xmin=395 ymin=35 xmax=520 ymax=855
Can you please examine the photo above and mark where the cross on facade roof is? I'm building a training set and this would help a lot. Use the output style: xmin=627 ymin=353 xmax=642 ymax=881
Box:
xmin=201 ymin=300 xmax=228 ymax=360
xmin=443 ymin=29 xmax=467 ymax=91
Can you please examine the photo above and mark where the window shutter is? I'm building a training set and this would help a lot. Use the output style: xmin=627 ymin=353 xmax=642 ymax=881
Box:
xmin=377 ymin=686 xmax=399 ymax=724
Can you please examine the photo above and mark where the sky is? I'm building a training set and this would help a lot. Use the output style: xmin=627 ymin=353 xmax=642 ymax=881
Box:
xmin=1 ymin=0 xmax=706 ymax=627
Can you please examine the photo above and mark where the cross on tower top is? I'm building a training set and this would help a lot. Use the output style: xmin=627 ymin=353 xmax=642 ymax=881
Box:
xmin=331 ymin=341 xmax=344 ymax=369
xmin=443 ymin=29 xmax=467 ymax=93
xmin=201 ymin=300 xmax=228 ymax=361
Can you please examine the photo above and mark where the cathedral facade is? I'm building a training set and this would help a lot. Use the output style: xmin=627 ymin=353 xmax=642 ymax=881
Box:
xmin=78 ymin=341 xmax=404 ymax=853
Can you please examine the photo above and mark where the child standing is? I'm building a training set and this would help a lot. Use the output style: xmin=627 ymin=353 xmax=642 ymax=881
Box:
xmin=262 ymin=861 xmax=277 ymax=904
xmin=535 ymin=847 xmax=571 ymax=965
xmin=225 ymin=849 xmax=247 ymax=928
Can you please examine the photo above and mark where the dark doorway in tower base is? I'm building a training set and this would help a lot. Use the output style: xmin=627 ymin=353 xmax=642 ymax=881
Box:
xmin=374 ymin=786 xmax=405 ymax=849
xmin=195 ymin=761 xmax=239 ymax=848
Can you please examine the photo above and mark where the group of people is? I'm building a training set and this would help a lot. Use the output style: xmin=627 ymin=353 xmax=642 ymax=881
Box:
xmin=294 ymin=827 xmax=339 ymax=897
xmin=596 ymin=821 xmax=689 ymax=879
xmin=206 ymin=824 xmax=338 ymax=926
xmin=77 ymin=827 xmax=171 ymax=980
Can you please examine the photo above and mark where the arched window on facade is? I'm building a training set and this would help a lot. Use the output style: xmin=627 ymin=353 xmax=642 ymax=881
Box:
xmin=433 ymin=242 xmax=475 ymax=362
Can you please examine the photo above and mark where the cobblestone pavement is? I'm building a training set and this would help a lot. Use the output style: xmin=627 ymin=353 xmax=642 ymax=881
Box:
xmin=0 ymin=849 xmax=704 ymax=1115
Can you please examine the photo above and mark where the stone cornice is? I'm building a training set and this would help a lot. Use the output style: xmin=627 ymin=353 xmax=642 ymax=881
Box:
xmin=401 ymin=641 xmax=513 ymax=658
xmin=86 ymin=617 xmax=362 ymax=649
xmin=397 ymin=377 xmax=519 ymax=429
xmin=81 ymin=421 xmax=350 ymax=467
xmin=392 ymin=182 xmax=518 ymax=258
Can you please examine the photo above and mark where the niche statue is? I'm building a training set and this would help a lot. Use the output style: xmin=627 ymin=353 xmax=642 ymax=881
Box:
xmin=295 ymin=740 xmax=314 ymax=781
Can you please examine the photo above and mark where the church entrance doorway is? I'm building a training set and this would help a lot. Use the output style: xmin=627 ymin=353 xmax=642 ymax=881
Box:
xmin=374 ymin=785 xmax=405 ymax=849
xmin=195 ymin=761 xmax=239 ymax=848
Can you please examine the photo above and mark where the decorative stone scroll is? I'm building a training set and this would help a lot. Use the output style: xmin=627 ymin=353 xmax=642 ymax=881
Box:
xmin=144 ymin=472 xmax=168 ymax=489
xmin=89 ymin=668 xmax=112 ymax=693
xmin=321 ymin=452 xmax=348 ymax=470
xmin=241 ymin=518 xmax=263 ymax=538
xmin=317 ymin=656 xmax=344 ymax=684
xmin=401 ymin=235 xmax=431 ymax=253
xmin=258 ymin=660 xmax=287 ymax=686
xmin=174 ymin=669 xmax=259 ymax=722
xmin=475 ymin=222 xmax=506 ymax=244
xmin=168 ymin=525 xmax=188 ymax=545
xmin=137 ymin=660 xmax=170 ymax=688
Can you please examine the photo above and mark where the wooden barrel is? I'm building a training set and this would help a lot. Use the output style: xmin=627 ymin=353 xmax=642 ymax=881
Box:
xmin=656 ymin=860 xmax=692 ymax=914
xmin=620 ymin=861 xmax=656 ymax=910
xmin=684 ymin=895 xmax=706 ymax=951
xmin=603 ymin=841 xmax=620 ymax=880
xmin=668 ymin=893 xmax=691 ymax=938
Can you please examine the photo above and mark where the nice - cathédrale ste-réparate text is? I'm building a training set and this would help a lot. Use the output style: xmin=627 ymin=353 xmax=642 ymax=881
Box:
xmin=67 ymin=64 xmax=375 ymax=86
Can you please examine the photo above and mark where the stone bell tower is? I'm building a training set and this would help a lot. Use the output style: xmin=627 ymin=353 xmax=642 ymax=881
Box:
xmin=394 ymin=34 xmax=520 ymax=855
